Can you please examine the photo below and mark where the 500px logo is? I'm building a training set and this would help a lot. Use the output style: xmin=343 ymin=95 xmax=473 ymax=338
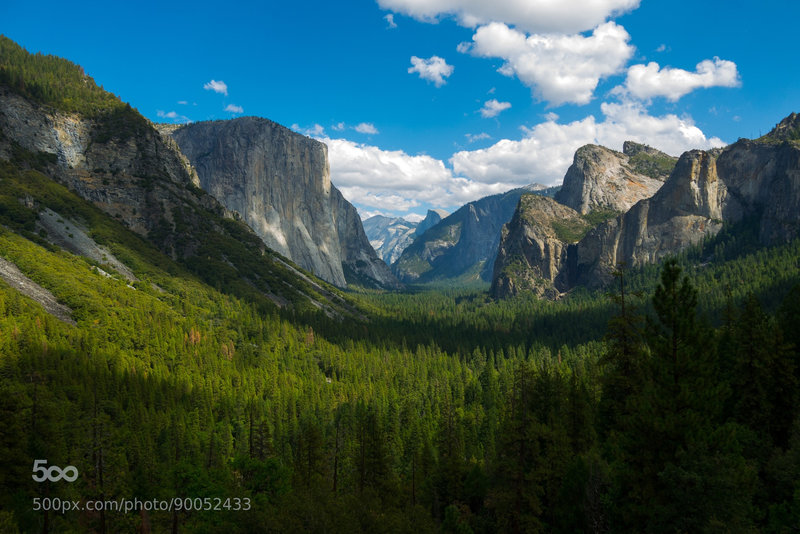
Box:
xmin=32 ymin=460 xmax=78 ymax=483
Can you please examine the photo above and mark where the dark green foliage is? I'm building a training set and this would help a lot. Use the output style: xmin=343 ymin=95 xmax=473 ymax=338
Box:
xmin=91 ymin=103 xmax=150 ymax=144
xmin=581 ymin=208 xmax=620 ymax=228
xmin=0 ymin=35 xmax=123 ymax=116
xmin=598 ymin=264 xmax=645 ymax=439
xmin=0 ymin=182 xmax=797 ymax=531
xmin=724 ymin=295 xmax=798 ymax=448
xmin=627 ymin=151 xmax=677 ymax=179
xmin=604 ymin=260 xmax=759 ymax=532
xmin=550 ymin=208 xmax=618 ymax=242
xmin=550 ymin=217 xmax=590 ymax=243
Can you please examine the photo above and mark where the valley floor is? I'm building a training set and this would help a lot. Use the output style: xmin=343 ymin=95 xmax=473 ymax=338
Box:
xmin=1 ymin=200 xmax=799 ymax=532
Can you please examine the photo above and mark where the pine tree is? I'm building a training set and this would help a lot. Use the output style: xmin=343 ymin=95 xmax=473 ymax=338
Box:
xmin=728 ymin=294 xmax=798 ymax=448
xmin=599 ymin=263 xmax=646 ymax=439
xmin=611 ymin=259 xmax=756 ymax=532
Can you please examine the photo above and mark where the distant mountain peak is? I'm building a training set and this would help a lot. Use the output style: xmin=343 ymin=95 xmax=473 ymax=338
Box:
xmin=363 ymin=215 xmax=419 ymax=266
xmin=415 ymin=208 xmax=448 ymax=237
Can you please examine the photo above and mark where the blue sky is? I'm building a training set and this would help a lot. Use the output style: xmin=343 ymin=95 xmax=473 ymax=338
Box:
xmin=3 ymin=0 xmax=799 ymax=220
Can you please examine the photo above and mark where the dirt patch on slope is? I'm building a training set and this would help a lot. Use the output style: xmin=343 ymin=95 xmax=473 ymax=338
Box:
xmin=37 ymin=208 xmax=136 ymax=281
xmin=0 ymin=256 xmax=76 ymax=325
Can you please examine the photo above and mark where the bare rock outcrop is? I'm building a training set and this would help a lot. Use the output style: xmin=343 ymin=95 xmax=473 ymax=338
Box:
xmin=0 ymin=85 xmax=358 ymax=314
xmin=415 ymin=209 xmax=448 ymax=236
xmin=491 ymin=195 xmax=589 ymax=299
xmin=169 ymin=118 xmax=399 ymax=289
xmin=493 ymin=115 xmax=800 ymax=298
xmin=0 ymin=87 xmax=211 ymax=259
xmin=331 ymin=187 xmax=402 ymax=288
xmin=554 ymin=142 xmax=675 ymax=215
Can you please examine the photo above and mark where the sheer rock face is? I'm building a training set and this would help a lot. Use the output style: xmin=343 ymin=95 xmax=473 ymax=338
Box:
xmin=0 ymin=87 xmax=214 ymax=259
xmin=491 ymin=195 xmax=588 ymax=299
xmin=493 ymin=116 xmax=800 ymax=298
xmin=330 ymin=187 xmax=402 ymax=288
xmin=169 ymin=118 xmax=398 ymax=288
xmin=572 ymin=149 xmax=726 ymax=288
xmin=715 ymin=138 xmax=800 ymax=244
xmin=554 ymin=142 xmax=674 ymax=215
xmin=573 ymin=134 xmax=800 ymax=289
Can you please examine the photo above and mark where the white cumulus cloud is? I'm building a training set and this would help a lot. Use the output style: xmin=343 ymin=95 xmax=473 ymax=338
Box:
xmin=618 ymin=57 xmax=741 ymax=102
xmin=292 ymin=124 xmax=326 ymax=137
xmin=480 ymin=99 xmax=511 ymax=118
xmin=340 ymin=187 xmax=421 ymax=212
xmin=377 ymin=0 xmax=640 ymax=34
xmin=384 ymin=13 xmax=398 ymax=28
xmin=324 ymin=137 xmax=512 ymax=212
xmin=355 ymin=122 xmax=380 ymax=134
xmin=465 ymin=21 xmax=634 ymax=106
xmin=403 ymin=212 xmax=426 ymax=223
xmin=408 ymin=55 xmax=454 ymax=87
xmin=466 ymin=132 xmax=491 ymax=143
xmin=322 ymin=101 xmax=726 ymax=215
xmin=203 ymin=79 xmax=228 ymax=96
xmin=157 ymin=110 xmax=190 ymax=123
xmin=451 ymin=103 xmax=725 ymax=186
xmin=225 ymin=104 xmax=244 ymax=114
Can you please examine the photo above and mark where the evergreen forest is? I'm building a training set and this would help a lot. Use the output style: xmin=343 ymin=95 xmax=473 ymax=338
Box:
xmin=1 ymin=35 xmax=800 ymax=533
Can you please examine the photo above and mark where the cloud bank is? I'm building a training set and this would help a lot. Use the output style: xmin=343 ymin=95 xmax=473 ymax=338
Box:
xmin=324 ymin=104 xmax=725 ymax=217
xmin=452 ymin=102 xmax=724 ymax=186
xmin=464 ymin=21 xmax=634 ymax=106
xmin=618 ymin=57 xmax=741 ymax=102
xmin=378 ymin=0 xmax=640 ymax=34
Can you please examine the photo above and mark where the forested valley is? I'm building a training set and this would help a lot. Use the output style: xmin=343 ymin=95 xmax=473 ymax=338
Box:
xmin=1 ymin=36 xmax=800 ymax=533
xmin=1 ymin=157 xmax=799 ymax=532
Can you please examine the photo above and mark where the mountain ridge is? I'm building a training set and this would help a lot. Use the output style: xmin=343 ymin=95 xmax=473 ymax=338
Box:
xmin=0 ymin=40 xmax=363 ymax=315
xmin=167 ymin=118 xmax=400 ymax=289
xmin=393 ymin=185 xmax=557 ymax=285
xmin=363 ymin=208 xmax=449 ymax=266
xmin=492 ymin=116 xmax=800 ymax=298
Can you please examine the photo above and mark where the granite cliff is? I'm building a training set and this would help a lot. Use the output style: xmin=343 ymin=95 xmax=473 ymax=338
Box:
xmin=554 ymin=141 xmax=675 ymax=215
xmin=364 ymin=215 xmax=417 ymax=266
xmin=415 ymin=209 xmax=448 ymax=236
xmin=0 ymin=44 xmax=361 ymax=315
xmin=0 ymin=86 xmax=223 ymax=260
xmin=168 ymin=118 xmax=399 ymax=289
xmin=492 ymin=115 xmax=800 ymax=297
xmin=331 ymin=186 xmax=402 ymax=288
xmin=572 ymin=122 xmax=800 ymax=288
xmin=491 ymin=194 xmax=589 ymax=299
